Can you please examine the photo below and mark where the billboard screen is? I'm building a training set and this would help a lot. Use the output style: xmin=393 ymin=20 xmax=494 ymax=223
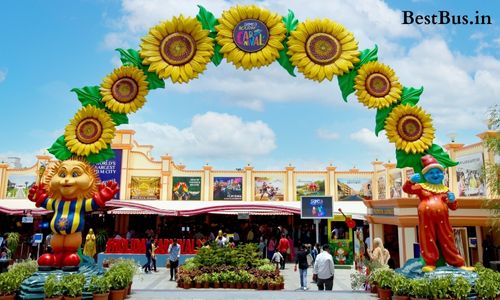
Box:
xmin=301 ymin=196 xmax=333 ymax=219
xmin=213 ymin=177 xmax=243 ymax=200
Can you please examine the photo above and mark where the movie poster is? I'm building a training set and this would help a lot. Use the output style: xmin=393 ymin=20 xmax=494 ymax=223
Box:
xmin=130 ymin=176 xmax=160 ymax=200
xmin=388 ymin=170 xmax=402 ymax=198
xmin=377 ymin=173 xmax=386 ymax=200
xmin=94 ymin=149 xmax=122 ymax=199
xmin=296 ymin=176 xmax=325 ymax=201
xmin=254 ymin=176 xmax=284 ymax=201
xmin=456 ymin=152 xmax=485 ymax=197
xmin=213 ymin=177 xmax=243 ymax=200
xmin=172 ymin=176 xmax=201 ymax=200
xmin=337 ymin=177 xmax=372 ymax=201
xmin=6 ymin=174 xmax=36 ymax=199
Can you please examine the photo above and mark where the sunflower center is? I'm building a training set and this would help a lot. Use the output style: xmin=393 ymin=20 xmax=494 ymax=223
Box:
xmin=232 ymin=19 xmax=269 ymax=53
xmin=366 ymin=73 xmax=391 ymax=97
xmin=397 ymin=115 xmax=423 ymax=142
xmin=160 ymin=32 xmax=196 ymax=66
xmin=305 ymin=33 xmax=341 ymax=65
xmin=76 ymin=118 xmax=103 ymax=144
xmin=111 ymin=77 xmax=139 ymax=103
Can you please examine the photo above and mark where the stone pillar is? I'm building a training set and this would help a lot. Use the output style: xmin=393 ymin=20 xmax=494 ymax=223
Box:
xmin=0 ymin=163 xmax=9 ymax=198
xmin=244 ymin=165 xmax=253 ymax=201
xmin=444 ymin=143 xmax=464 ymax=195
xmin=161 ymin=155 xmax=172 ymax=200
xmin=286 ymin=165 xmax=295 ymax=201
xmin=326 ymin=165 xmax=336 ymax=199
xmin=203 ymin=165 xmax=212 ymax=201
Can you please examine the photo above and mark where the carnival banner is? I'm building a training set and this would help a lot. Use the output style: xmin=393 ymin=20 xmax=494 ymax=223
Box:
xmin=388 ymin=170 xmax=402 ymax=198
xmin=172 ymin=176 xmax=201 ymax=200
xmin=131 ymin=176 xmax=161 ymax=200
xmin=254 ymin=176 xmax=284 ymax=201
xmin=6 ymin=174 xmax=36 ymax=199
xmin=337 ymin=177 xmax=371 ymax=201
xmin=94 ymin=149 xmax=122 ymax=199
xmin=213 ymin=177 xmax=243 ymax=200
xmin=377 ymin=173 xmax=386 ymax=200
xmin=296 ymin=176 xmax=325 ymax=201
xmin=456 ymin=152 xmax=485 ymax=197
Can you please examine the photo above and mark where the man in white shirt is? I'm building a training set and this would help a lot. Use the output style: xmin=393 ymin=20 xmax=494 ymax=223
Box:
xmin=313 ymin=244 xmax=335 ymax=290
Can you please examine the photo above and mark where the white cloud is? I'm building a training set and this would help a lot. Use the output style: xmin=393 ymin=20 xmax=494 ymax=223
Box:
xmin=349 ymin=128 xmax=394 ymax=161
xmin=123 ymin=111 xmax=276 ymax=160
xmin=0 ymin=69 xmax=7 ymax=83
xmin=316 ymin=129 xmax=340 ymax=140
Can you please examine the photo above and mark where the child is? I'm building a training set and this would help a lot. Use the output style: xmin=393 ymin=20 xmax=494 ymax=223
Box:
xmin=271 ymin=249 xmax=283 ymax=270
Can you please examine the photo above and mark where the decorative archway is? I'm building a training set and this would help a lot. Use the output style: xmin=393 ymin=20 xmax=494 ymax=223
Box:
xmin=48 ymin=4 xmax=457 ymax=172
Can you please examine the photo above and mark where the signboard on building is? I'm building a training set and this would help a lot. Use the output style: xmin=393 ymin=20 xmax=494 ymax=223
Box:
xmin=94 ymin=149 xmax=122 ymax=199
xmin=301 ymin=196 xmax=333 ymax=219
xmin=6 ymin=174 xmax=36 ymax=199
xmin=296 ymin=176 xmax=325 ymax=201
xmin=213 ymin=177 xmax=243 ymax=200
xmin=456 ymin=152 xmax=485 ymax=197
xmin=337 ymin=177 xmax=371 ymax=201
xmin=172 ymin=176 xmax=201 ymax=200
xmin=254 ymin=176 xmax=284 ymax=201
xmin=130 ymin=176 xmax=160 ymax=200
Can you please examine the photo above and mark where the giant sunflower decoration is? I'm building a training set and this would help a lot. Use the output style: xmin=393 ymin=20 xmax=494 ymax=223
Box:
xmin=64 ymin=106 xmax=116 ymax=157
xmin=355 ymin=61 xmax=402 ymax=109
xmin=140 ymin=15 xmax=214 ymax=83
xmin=216 ymin=5 xmax=286 ymax=70
xmin=100 ymin=66 xmax=149 ymax=114
xmin=385 ymin=104 xmax=435 ymax=154
xmin=287 ymin=19 xmax=360 ymax=82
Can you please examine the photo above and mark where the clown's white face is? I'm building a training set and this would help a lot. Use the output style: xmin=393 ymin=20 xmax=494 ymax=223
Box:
xmin=424 ymin=168 xmax=444 ymax=184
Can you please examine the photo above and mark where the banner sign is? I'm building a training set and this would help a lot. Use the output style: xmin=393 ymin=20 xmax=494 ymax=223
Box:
xmin=172 ymin=176 xmax=201 ymax=200
xmin=296 ymin=176 xmax=325 ymax=201
xmin=131 ymin=176 xmax=161 ymax=200
xmin=213 ymin=177 xmax=243 ymax=200
xmin=6 ymin=174 xmax=36 ymax=199
xmin=337 ymin=177 xmax=371 ymax=201
xmin=95 ymin=149 xmax=122 ymax=199
xmin=105 ymin=238 xmax=205 ymax=254
xmin=301 ymin=196 xmax=333 ymax=219
xmin=254 ymin=176 xmax=284 ymax=201
xmin=456 ymin=152 xmax=485 ymax=197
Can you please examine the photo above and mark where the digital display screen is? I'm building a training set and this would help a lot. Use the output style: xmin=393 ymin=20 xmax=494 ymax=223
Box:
xmin=301 ymin=196 xmax=333 ymax=219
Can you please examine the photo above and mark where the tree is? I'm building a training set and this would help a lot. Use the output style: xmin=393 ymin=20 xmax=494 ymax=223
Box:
xmin=482 ymin=105 xmax=499 ymax=230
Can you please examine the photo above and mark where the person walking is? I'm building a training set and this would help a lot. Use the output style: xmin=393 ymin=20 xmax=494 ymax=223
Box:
xmin=294 ymin=244 xmax=310 ymax=290
xmin=277 ymin=234 xmax=289 ymax=270
xmin=142 ymin=236 xmax=153 ymax=274
xmin=267 ymin=236 xmax=276 ymax=260
xmin=313 ymin=244 xmax=335 ymax=291
xmin=168 ymin=238 xmax=181 ymax=281
xmin=271 ymin=249 xmax=283 ymax=270
xmin=151 ymin=240 xmax=158 ymax=272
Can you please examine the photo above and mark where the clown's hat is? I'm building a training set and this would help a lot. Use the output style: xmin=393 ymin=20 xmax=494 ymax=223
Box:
xmin=421 ymin=154 xmax=444 ymax=174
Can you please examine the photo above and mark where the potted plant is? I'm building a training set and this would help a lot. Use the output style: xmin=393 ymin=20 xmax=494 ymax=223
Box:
xmin=449 ymin=276 xmax=471 ymax=300
xmin=182 ymin=276 xmax=192 ymax=289
xmin=391 ymin=274 xmax=410 ymax=300
xmin=409 ymin=278 xmax=431 ymax=300
xmin=61 ymin=274 xmax=85 ymax=300
xmin=350 ymin=271 xmax=367 ymax=291
xmin=89 ymin=276 xmax=111 ymax=300
xmin=44 ymin=275 xmax=63 ymax=300
xmin=210 ymin=273 xmax=220 ymax=288
xmin=372 ymin=267 xmax=395 ymax=300
xmin=238 ymin=271 xmax=251 ymax=289
xmin=429 ymin=275 xmax=452 ymax=300
xmin=219 ymin=272 xmax=229 ymax=288
xmin=106 ymin=266 xmax=129 ymax=300
xmin=277 ymin=275 xmax=285 ymax=290
xmin=0 ymin=272 xmax=18 ymax=300
xmin=256 ymin=277 xmax=266 ymax=290
xmin=475 ymin=269 xmax=499 ymax=300
xmin=194 ymin=275 xmax=203 ymax=289
xmin=6 ymin=233 xmax=20 ymax=259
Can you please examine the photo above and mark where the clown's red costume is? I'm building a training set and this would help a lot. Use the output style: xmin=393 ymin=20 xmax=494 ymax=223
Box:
xmin=403 ymin=155 xmax=465 ymax=271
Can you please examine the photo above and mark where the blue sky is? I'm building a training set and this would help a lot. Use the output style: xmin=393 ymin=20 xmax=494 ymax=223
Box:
xmin=0 ymin=0 xmax=498 ymax=171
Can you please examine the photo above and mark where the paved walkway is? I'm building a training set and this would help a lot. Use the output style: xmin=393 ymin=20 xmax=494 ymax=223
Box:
xmin=130 ymin=263 xmax=374 ymax=299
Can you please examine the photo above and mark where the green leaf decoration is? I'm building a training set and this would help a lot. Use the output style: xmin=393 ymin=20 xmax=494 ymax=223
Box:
xmin=277 ymin=9 xmax=298 ymax=77
xmin=87 ymin=145 xmax=115 ymax=164
xmin=425 ymin=144 xmax=458 ymax=168
xmin=400 ymin=86 xmax=424 ymax=106
xmin=116 ymin=48 xmax=165 ymax=90
xmin=337 ymin=71 xmax=357 ymax=102
xmin=396 ymin=150 xmax=424 ymax=173
xmin=375 ymin=104 xmax=395 ymax=136
xmin=71 ymin=86 xmax=105 ymax=109
xmin=116 ymin=48 xmax=142 ymax=67
xmin=196 ymin=5 xmax=222 ymax=66
xmin=212 ymin=43 xmax=223 ymax=66
xmin=283 ymin=9 xmax=299 ymax=32
xmin=48 ymin=135 xmax=72 ymax=161
xmin=337 ymin=45 xmax=378 ymax=102
xmin=109 ymin=112 xmax=128 ymax=126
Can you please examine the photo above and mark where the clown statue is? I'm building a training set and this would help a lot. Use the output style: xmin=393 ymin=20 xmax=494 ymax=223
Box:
xmin=403 ymin=154 xmax=471 ymax=272
xmin=28 ymin=158 xmax=119 ymax=268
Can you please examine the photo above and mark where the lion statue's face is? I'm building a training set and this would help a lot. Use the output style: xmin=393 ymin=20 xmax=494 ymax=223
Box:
xmin=46 ymin=159 xmax=98 ymax=200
